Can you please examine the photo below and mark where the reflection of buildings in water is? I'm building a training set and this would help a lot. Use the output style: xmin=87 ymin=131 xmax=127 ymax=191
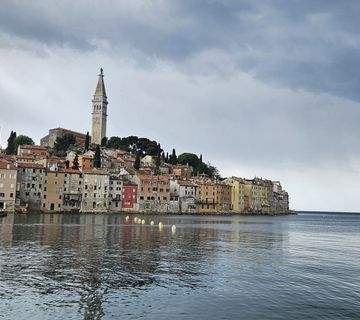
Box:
xmin=40 ymin=214 xmax=64 ymax=244
xmin=3 ymin=214 xmax=288 ymax=317
xmin=0 ymin=214 xmax=15 ymax=245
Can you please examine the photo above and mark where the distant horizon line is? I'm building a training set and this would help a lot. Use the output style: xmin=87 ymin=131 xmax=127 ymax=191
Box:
xmin=297 ymin=210 xmax=360 ymax=215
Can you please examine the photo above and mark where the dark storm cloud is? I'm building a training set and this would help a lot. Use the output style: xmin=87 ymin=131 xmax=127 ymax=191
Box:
xmin=1 ymin=1 xmax=360 ymax=100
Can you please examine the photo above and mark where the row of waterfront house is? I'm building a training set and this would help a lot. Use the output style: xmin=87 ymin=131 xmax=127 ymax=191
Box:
xmin=0 ymin=144 xmax=289 ymax=214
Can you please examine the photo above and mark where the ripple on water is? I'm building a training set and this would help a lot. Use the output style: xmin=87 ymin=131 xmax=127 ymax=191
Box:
xmin=0 ymin=213 xmax=360 ymax=319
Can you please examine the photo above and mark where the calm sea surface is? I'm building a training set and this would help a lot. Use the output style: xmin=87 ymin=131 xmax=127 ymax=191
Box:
xmin=0 ymin=212 xmax=359 ymax=319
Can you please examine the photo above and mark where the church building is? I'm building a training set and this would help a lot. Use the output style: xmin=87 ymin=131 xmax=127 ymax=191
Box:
xmin=91 ymin=68 xmax=108 ymax=145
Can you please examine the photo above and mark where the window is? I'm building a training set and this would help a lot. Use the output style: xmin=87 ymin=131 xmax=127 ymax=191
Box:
xmin=44 ymin=195 xmax=47 ymax=199
xmin=10 ymin=193 xmax=13 ymax=198
xmin=0 ymin=193 xmax=4 ymax=198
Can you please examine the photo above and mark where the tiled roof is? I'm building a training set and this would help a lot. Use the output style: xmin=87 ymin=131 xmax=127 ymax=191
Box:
xmin=17 ymin=163 xmax=45 ymax=169
xmin=59 ymin=169 xmax=81 ymax=174
xmin=0 ymin=162 xmax=16 ymax=170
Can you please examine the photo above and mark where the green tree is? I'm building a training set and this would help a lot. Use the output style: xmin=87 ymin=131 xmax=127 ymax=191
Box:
xmin=53 ymin=134 xmax=76 ymax=156
xmin=101 ymin=136 xmax=108 ymax=147
xmin=72 ymin=154 xmax=79 ymax=170
xmin=14 ymin=135 xmax=34 ymax=149
xmin=84 ymin=132 xmax=90 ymax=152
xmin=5 ymin=131 xmax=17 ymax=155
xmin=178 ymin=153 xmax=200 ymax=169
xmin=155 ymin=143 xmax=161 ymax=174
xmin=134 ymin=152 xmax=141 ymax=170
xmin=170 ymin=148 xmax=177 ymax=165
xmin=94 ymin=145 xmax=101 ymax=168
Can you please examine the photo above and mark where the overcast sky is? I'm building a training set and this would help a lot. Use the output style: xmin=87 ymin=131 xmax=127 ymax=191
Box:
xmin=1 ymin=0 xmax=360 ymax=211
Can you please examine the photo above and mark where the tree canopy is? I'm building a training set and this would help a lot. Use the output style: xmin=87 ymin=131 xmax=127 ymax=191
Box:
xmin=106 ymin=136 xmax=162 ymax=156
xmin=94 ymin=145 xmax=101 ymax=168
xmin=53 ymin=134 xmax=76 ymax=156
xmin=178 ymin=152 xmax=219 ymax=178
xmin=14 ymin=135 xmax=35 ymax=149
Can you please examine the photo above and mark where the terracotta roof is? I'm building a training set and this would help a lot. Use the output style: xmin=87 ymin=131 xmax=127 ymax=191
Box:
xmin=176 ymin=180 xmax=198 ymax=187
xmin=83 ymin=168 xmax=110 ymax=175
xmin=0 ymin=162 xmax=16 ymax=170
xmin=137 ymin=174 xmax=170 ymax=182
xmin=59 ymin=169 xmax=81 ymax=174
xmin=16 ymin=155 xmax=36 ymax=159
xmin=19 ymin=145 xmax=47 ymax=150
xmin=123 ymin=183 xmax=138 ymax=187
xmin=48 ymin=127 xmax=87 ymax=137
xmin=17 ymin=163 xmax=45 ymax=169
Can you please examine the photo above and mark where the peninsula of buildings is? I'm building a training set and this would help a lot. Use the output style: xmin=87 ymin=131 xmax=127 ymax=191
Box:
xmin=0 ymin=69 xmax=290 ymax=215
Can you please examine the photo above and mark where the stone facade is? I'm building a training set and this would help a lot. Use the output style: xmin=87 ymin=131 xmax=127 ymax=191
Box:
xmin=16 ymin=163 xmax=44 ymax=211
xmin=91 ymin=68 xmax=108 ymax=145
xmin=62 ymin=169 xmax=82 ymax=212
xmin=40 ymin=127 xmax=88 ymax=148
xmin=81 ymin=169 xmax=110 ymax=212
xmin=170 ymin=180 xmax=199 ymax=213
xmin=41 ymin=170 xmax=65 ymax=212
xmin=0 ymin=163 xmax=17 ymax=212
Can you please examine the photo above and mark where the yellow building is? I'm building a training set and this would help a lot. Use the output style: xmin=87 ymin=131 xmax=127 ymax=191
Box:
xmin=244 ymin=178 xmax=270 ymax=213
xmin=196 ymin=179 xmax=232 ymax=213
xmin=224 ymin=177 xmax=245 ymax=213
xmin=0 ymin=162 xmax=17 ymax=212
xmin=41 ymin=170 xmax=65 ymax=212
xmin=197 ymin=180 xmax=217 ymax=213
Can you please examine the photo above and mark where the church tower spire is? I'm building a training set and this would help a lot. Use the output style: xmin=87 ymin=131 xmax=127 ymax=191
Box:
xmin=91 ymin=68 xmax=108 ymax=145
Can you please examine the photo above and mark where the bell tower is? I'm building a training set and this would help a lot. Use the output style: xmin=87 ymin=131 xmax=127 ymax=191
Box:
xmin=91 ymin=68 xmax=108 ymax=145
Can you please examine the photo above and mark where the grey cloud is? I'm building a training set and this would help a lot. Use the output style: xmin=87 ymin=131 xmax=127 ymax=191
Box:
xmin=1 ymin=0 xmax=359 ymax=102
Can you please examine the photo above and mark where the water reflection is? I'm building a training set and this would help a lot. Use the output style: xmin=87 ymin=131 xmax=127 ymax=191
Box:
xmin=0 ymin=213 xmax=289 ymax=319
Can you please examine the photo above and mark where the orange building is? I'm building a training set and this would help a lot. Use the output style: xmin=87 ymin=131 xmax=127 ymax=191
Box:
xmin=18 ymin=145 xmax=47 ymax=157
xmin=133 ymin=174 xmax=170 ymax=212
xmin=79 ymin=154 xmax=94 ymax=170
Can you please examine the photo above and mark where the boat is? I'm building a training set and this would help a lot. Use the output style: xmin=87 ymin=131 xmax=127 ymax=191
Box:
xmin=16 ymin=206 xmax=28 ymax=214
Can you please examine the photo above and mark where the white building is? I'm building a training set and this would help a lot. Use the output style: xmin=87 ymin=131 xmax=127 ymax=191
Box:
xmin=81 ymin=169 xmax=110 ymax=212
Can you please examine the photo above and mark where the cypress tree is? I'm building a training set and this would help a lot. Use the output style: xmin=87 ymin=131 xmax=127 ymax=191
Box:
xmin=6 ymin=131 xmax=17 ymax=155
xmin=155 ymin=143 xmax=161 ymax=173
xmin=84 ymin=132 xmax=90 ymax=152
xmin=94 ymin=145 xmax=101 ymax=168
xmin=134 ymin=152 xmax=141 ymax=170
xmin=101 ymin=136 xmax=108 ymax=147
xmin=72 ymin=154 xmax=79 ymax=170
xmin=171 ymin=148 xmax=177 ymax=165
